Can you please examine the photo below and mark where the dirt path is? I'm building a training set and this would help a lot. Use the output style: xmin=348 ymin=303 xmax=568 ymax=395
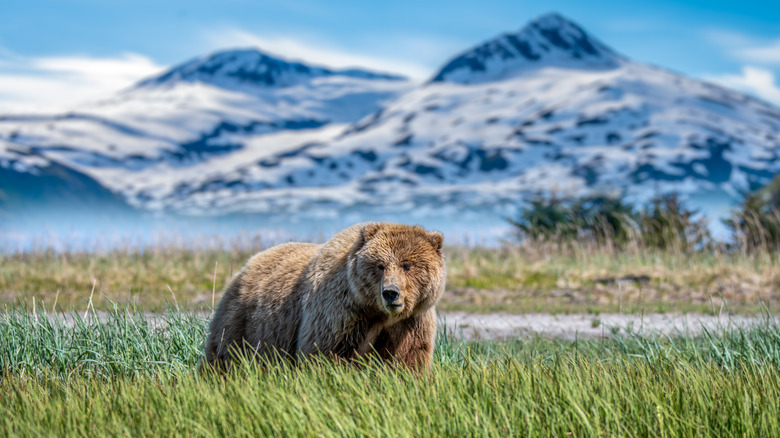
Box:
xmin=440 ymin=312 xmax=772 ymax=340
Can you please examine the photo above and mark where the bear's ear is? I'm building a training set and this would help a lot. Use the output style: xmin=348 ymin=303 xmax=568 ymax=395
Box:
xmin=358 ymin=223 xmax=382 ymax=247
xmin=427 ymin=231 xmax=443 ymax=252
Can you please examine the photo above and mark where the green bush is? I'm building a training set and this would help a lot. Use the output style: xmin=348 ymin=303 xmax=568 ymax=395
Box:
xmin=510 ymin=192 xmax=710 ymax=251
xmin=725 ymin=174 xmax=780 ymax=252
xmin=508 ymin=193 xmax=635 ymax=245
xmin=638 ymin=193 xmax=710 ymax=251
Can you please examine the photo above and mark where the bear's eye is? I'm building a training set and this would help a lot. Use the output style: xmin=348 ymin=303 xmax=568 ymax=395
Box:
xmin=377 ymin=264 xmax=385 ymax=271
xmin=402 ymin=262 xmax=412 ymax=271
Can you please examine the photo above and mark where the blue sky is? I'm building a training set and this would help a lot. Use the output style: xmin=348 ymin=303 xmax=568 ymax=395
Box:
xmin=1 ymin=0 xmax=780 ymax=111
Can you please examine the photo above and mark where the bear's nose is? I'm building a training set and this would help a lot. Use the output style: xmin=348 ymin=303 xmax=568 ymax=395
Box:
xmin=382 ymin=286 xmax=400 ymax=303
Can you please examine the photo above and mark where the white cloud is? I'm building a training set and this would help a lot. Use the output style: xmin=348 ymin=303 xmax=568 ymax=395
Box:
xmin=701 ymin=29 xmax=780 ymax=105
xmin=704 ymin=29 xmax=780 ymax=65
xmin=707 ymin=66 xmax=780 ymax=106
xmin=201 ymin=27 xmax=434 ymax=81
xmin=739 ymin=39 xmax=780 ymax=64
xmin=703 ymin=29 xmax=758 ymax=49
xmin=0 ymin=52 xmax=165 ymax=114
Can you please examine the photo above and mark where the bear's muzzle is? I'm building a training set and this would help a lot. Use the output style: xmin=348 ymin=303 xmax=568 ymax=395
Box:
xmin=381 ymin=284 xmax=403 ymax=312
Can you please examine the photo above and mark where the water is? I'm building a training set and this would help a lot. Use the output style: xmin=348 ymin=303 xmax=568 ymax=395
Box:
xmin=0 ymin=206 xmax=513 ymax=253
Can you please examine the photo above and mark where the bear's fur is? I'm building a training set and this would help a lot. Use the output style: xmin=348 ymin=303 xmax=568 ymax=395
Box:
xmin=203 ymin=222 xmax=445 ymax=371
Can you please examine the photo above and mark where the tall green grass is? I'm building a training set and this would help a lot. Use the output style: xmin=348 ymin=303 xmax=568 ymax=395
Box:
xmin=0 ymin=304 xmax=205 ymax=379
xmin=1 ymin=307 xmax=779 ymax=436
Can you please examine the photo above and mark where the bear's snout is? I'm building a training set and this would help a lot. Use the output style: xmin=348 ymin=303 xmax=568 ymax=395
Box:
xmin=381 ymin=284 xmax=403 ymax=311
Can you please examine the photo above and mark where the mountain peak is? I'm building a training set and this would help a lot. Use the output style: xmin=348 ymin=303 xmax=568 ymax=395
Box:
xmin=135 ymin=48 xmax=406 ymax=90
xmin=531 ymin=12 xmax=576 ymax=28
xmin=430 ymin=13 xmax=624 ymax=84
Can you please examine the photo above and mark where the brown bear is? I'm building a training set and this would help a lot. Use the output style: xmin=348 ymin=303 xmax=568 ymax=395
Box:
xmin=203 ymin=222 xmax=445 ymax=371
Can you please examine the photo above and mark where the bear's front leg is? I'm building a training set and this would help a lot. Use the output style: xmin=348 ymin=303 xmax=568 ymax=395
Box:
xmin=377 ymin=309 xmax=437 ymax=371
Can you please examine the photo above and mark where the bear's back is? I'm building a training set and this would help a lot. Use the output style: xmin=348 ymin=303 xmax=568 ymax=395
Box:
xmin=234 ymin=242 xmax=321 ymax=357
xmin=242 ymin=242 xmax=322 ymax=301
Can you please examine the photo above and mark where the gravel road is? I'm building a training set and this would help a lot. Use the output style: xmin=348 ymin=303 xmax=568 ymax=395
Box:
xmin=440 ymin=312 xmax=772 ymax=340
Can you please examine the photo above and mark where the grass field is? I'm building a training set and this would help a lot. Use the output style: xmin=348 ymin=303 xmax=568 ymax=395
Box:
xmin=2 ymin=236 xmax=779 ymax=435
xmin=1 ymin=306 xmax=779 ymax=436
xmin=2 ymin=240 xmax=778 ymax=314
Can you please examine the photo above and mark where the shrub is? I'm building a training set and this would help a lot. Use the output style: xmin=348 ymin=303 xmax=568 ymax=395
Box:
xmin=637 ymin=193 xmax=710 ymax=251
xmin=508 ymin=193 xmax=635 ymax=246
xmin=509 ymin=192 xmax=710 ymax=251
xmin=507 ymin=194 xmax=580 ymax=242
xmin=725 ymin=174 xmax=780 ymax=252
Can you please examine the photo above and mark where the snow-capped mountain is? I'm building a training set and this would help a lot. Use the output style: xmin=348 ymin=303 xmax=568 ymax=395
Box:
xmin=2 ymin=13 xmax=780 ymax=222
xmin=137 ymin=48 xmax=404 ymax=89
xmin=0 ymin=48 xmax=409 ymax=187
xmin=431 ymin=13 xmax=624 ymax=84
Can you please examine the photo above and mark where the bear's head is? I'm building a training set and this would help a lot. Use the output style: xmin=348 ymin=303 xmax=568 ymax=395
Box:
xmin=349 ymin=223 xmax=445 ymax=317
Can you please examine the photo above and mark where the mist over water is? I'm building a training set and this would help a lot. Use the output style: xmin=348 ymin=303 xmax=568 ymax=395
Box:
xmin=0 ymin=187 xmax=744 ymax=253
xmin=0 ymin=206 xmax=513 ymax=254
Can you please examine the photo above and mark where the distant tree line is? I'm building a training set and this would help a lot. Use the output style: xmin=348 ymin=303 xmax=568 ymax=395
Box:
xmin=509 ymin=174 xmax=780 ymax=253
